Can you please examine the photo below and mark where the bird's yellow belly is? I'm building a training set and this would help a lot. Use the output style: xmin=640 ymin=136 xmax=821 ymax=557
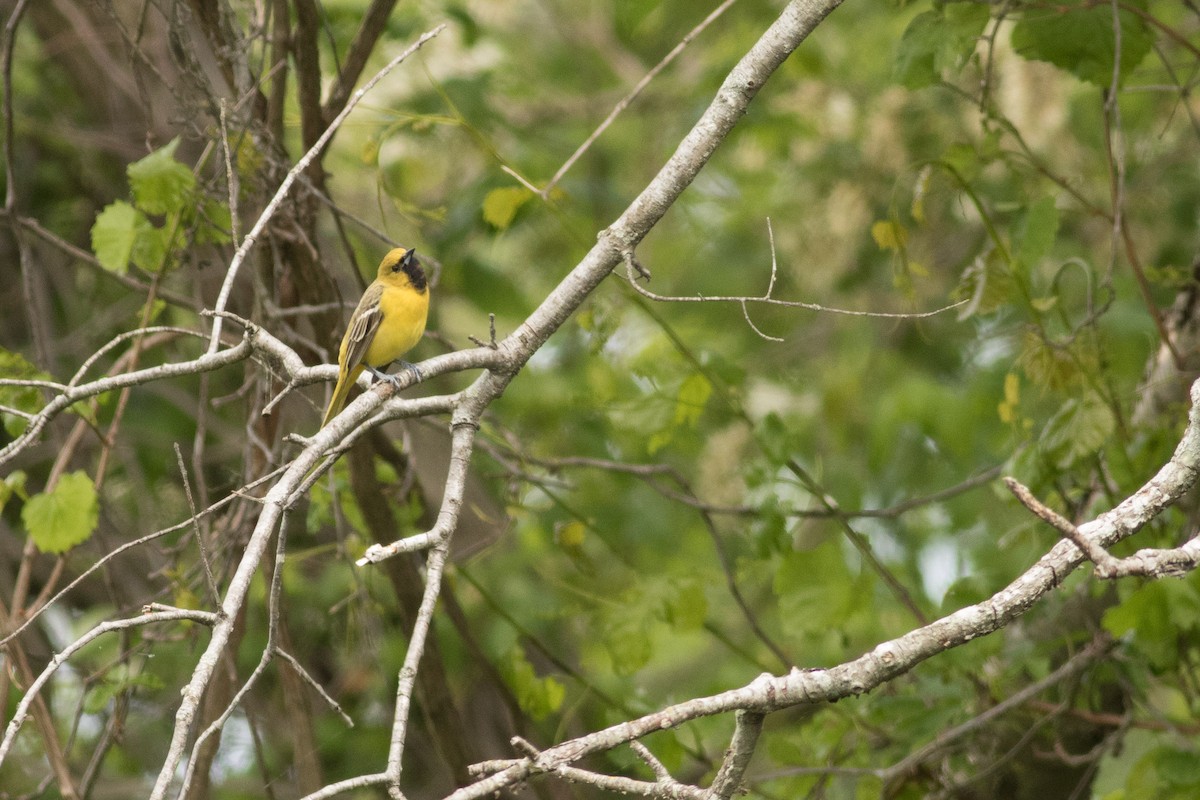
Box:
xmin=365 ymin=284 xmax=429 ymax=368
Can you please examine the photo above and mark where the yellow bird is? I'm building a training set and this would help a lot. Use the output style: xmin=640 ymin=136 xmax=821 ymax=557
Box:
xmin=321 ymin=247 xmax=430 ymax=428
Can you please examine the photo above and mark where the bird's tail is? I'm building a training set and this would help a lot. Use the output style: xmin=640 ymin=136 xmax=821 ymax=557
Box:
xmin=321 ymin=365 xmax=363 ymax=428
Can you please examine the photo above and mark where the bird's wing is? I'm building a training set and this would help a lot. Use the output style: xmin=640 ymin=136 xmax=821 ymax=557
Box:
xmin=342 ymin=282 xmax=385 ymax=371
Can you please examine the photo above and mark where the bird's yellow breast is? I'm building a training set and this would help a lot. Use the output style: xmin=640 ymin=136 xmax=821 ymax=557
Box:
xmin=364 ymin=282 xmax=429 ymax=368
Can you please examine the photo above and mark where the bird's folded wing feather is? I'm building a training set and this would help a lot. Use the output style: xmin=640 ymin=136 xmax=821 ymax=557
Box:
xmin=343 ymin=284 xmax=384 ymax=370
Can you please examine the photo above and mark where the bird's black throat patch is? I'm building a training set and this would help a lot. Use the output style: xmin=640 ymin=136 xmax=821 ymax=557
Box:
xmin=397 ymin=251 xmax=427 ymax=292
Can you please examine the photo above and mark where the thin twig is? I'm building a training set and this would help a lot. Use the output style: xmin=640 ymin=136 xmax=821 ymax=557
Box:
xmin=2 ymin=0 xmax=31 ymax=212
xmin=175 ymin=443 xmax=221 ymax=606
xmin=219 ymin=99 xmax=242 ymax=244
xmin=1004 ymin=477 xmax=1117 ymax=569
xmin=625 ymin=251 xmax=966 ymax=321
xmin=787 ymin=458 xmax=930 ymax=625
xmin=276 ymin=648 xmax=355 ymax=727
xmin=540 ymin=0 xmax=740 ymax=197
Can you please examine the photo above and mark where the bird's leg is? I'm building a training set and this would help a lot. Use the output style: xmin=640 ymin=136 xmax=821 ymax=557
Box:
xmin=365 ymin=361 xmax=423 ymax=387
xmin=365 ymin=364 xmax=403 ymax=388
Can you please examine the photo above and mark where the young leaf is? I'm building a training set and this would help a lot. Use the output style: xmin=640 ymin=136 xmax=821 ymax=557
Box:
xmin=130 ymin=223 xmax=169 ymax=273
xmin=21 ymin=470 xmax=99 ymax=554
xmin=664 ymin=579 xmax=708 ymax=630
xmin=1013 ymin=196 xmax=1059 ymax=272
xmin=998 ymin=372 xmax=1020 ymax=424
xmin=1039 ymin=392 xmax=1116 ymax=469
xmin=953 ymin=248 xmax=1013 ymax=319
xmin=0 ymin=470 xmax=26 ymax=515
xmin=91 ymin=201 xmax=150 ymax=274
xmin=1011 ymin=4 xmax=1153 ymax=87
xmin=1155 ymin=746 xmax=1200 ymax=788
xmin=195 ymin=197 xmax=233 ymax=245
xmin=1018 ymin=330 xmax=1080 ymax=390
xmin=0 ymin=349 xmax=48 ymax=436
xmin=894 ymin=3 xmax=991 ymax=89
xmin=128 ymin=137 xmax=196 ymax=216
xmin=871 ymin=219 xmax=908 ymax=251
xmin=482 ymin=186 xmax=532 ymax=230
xmin=673 ymin=372 xmax=712 ymax=428
xmin=502 ymin=647 xmax=565 ymax=721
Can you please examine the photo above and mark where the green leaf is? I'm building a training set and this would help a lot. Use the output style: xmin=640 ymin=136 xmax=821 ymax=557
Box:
xmin=1018 ymin=330 xmax=1080 ymax=390
xmin=953 ymin=248 xmax=1013 ymax=319
xmin=871 ymin=220 xmax=908 ymax=251
xmin=195 ymin=197 xmax=233 ymax=245
xmin=1011 ymin=3 xmax=1153 ymax=87
xmin=130 ymin=223 xmax=169 ymax=272
xmin=757 ymin=412 xmax=796 ymax=465
xmin=1039 ymin=392 xmax=1115 ymax=469
xmin=941 ymin=142 xmax=981 ymax=183
xmin=83 ymin=666 xmax=165 ymax=714
xmin=140 ymin=297 xmax=168 ymax=324
xmin=361 ymin=136 xmax=380 ymax=166
xmin=605 ymin=613 xmax=653 ymax=675
xmin=482 ymin=186 xmax=532 ymax=230
xmin=91 ymin=201 xmax=150 ymax=273
xmin=446 ymin=3 xmax=481 ymax=46
xmin=502 ymin=647 xmax=565 ymax=721
xmin=645 ymin=372 xmax=713 ymax=454
xmin=128 ymin=137 xmax=196 ymax=216
xmin=894 ymin=3 xmax=991 ymax=89
xmin=1156 ymin=747 xmax=1200 ymax=787
xmin=646 ymin=429 xmax=672 ymax=455
xmin=774 ymin=541 xmax=854 ymax=629
xmin=22 ymin=471 xmax=99 ymax=554
xmin=0 ymin=470 xmax=26 ymax=515
xmin=664 ymin=579 xmax=707 ymax=630
xmin=894 ymin=11 xmax=942 ymax=88
xmin=1014 ymin=196 xmax=1059 ymax=272
xmin=998 ymin=372 xmax=1021 ymax=424
xmin=0 ymin=349 xmax=48 ymax=436
xmin=673 ymin=372 xmax=711 ymax=428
